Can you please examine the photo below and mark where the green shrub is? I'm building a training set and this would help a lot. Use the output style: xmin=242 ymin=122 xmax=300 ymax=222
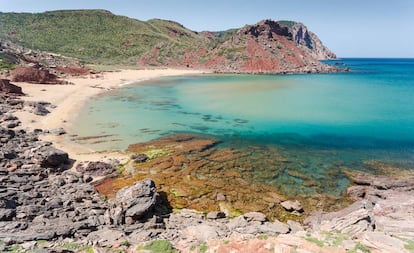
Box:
xmin=143 ymin=240 xmax=177 ymax=253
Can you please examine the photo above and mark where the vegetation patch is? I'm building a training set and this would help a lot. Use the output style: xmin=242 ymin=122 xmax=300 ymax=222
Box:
xmin=199 ymin=243 xmax=208 ymax=253
xmin=349 ymin=242 xmax=371 ymax=253
xmin=305 ymin=233 xmax=325 ymax=247
xmin=143 ymin=240 xmax=177 ymax=253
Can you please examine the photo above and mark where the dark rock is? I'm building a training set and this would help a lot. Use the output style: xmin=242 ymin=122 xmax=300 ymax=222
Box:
xmin=33 ymin=103 xmax=50 ymax=116
xmin=48 ymin=128 xmax=66 ymax=136
xmin=0 ymin=79 xmax=23 ymax=95
xmin=131 ymin=153 xmax=149 ymax=163
xmin=0 ymin=208 xmax=16 ymax=221
xmin=35 ymin=147 xmax=69 ymax=168
xmin=75 ymin=161 xmax=115 ymax=177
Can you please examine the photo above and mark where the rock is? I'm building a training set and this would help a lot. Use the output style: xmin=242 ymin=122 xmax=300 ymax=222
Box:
xmin=48 ymin=127 xmax=66 ymax=136
xmin=281 ymin=200 xmax=303 ymax=213
xmin=33 ymin=103 xmax=50 ymax=116
xmin=227 ymin=216 xmax=249 ymax=230
xmin=182 ymin=224 xmax=219 ymax=242
xmin=305 ymin=200 xmax=374 ymax=235
xmin=35 ymin=147 xmax=69 ymax=168
xmin=259 ymin=220 xmax=290 ymax=234
xmin=243 ymin=212 xmax=267 ymax=223
xmin=113 ymin=179 xmax=158 ymax=222
xmin=86 ymin=228 xmax=125 ymax=247
xmin=347 ymin=185 xmax=367 ymax=199
xmin=131 ymin=153 xmax=149 ymax=163
xmin=0 ymin=208 xmax=16 ymax=221
xmin=0 ymin=79 xmax=23 ymax=95
xmin=359 ymin=232 xmax=407 ymax=253
xmin=216 ymin=192 xmax=226 ymax=201
xmin=206 ymin=211 xmax=226 ymax=220
xmin=11 ymin=67 xmax=64 ymax=84
xmin=76 ymin=161 xmax=115 ymax=177
xmin=287 ymin=220 xmax=304 ymax=233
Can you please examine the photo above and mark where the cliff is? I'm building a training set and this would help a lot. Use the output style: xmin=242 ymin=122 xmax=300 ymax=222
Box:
xmin=138 ymin=19 xmax=338 ymax=73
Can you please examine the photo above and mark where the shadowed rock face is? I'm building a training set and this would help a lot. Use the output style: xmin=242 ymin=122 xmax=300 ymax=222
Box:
xmin=0 ymin=79 xmax=23 ymax=95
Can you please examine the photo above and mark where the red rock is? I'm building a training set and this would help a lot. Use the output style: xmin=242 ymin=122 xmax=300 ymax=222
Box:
xmin=0 ymin=79 xmax=23 ymax=95
xmin=11 ymin=66 xmax=65 ymax=84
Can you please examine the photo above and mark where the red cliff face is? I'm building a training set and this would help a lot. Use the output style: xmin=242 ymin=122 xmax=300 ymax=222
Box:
xmin=138 ymin=19 xmax=337 ymax=74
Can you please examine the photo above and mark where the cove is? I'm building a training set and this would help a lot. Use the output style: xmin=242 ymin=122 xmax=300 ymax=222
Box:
xmin=72 ymin=58 xmax=414 ymax=198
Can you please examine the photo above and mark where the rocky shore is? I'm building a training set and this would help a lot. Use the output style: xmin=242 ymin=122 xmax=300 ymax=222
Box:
xmin=1 ymin=81 xmax=414 ymax=253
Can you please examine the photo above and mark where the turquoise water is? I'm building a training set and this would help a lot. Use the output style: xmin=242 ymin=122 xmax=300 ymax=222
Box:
xmin=73 ymin=58 xmax=414 ymax=196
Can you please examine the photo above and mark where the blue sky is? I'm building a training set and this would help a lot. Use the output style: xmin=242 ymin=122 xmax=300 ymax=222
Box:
xmin=1 ymin=0 xmax=413 ymax=58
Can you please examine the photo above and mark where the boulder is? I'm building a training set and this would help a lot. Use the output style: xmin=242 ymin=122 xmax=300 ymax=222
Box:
xmin=33 ymin=103 xmax=50 ymax=116
xmin=281 ymin=200 xmax=303 ymax=213
xmin=206 ymin=211 xmax=226 ymax=220
xmin=47 ymin=127 xmax=66 ymax=136
xmin=131 ymin=153 xmax=149 ymax=163
xmin=113 ymin=179 xmax=158 ymax=222
xmin=0 ymin=79 xmax=23 ymax=95
xmin=35 ymin=147 xmax=69 ymax=168
xmin=243 ymin=212 xmax=267 ymax=223
xmin=11 ymin=67 xmax=64 ymax=84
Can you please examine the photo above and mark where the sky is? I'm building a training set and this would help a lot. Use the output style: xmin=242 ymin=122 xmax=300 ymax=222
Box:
xmin=1 ymin=0 xmax=413 ymax=58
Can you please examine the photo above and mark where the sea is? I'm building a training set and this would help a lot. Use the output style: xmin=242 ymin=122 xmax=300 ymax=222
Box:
xmin=72 ymin=58 xmax=414 ymax=197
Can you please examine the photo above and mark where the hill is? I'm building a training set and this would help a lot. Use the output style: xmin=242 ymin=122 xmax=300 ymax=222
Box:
xmin=0 ymin=10 xmax=337 ymax=73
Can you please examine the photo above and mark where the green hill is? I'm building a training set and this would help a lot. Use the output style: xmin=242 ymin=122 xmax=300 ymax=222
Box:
xmin=0 ymin=9 xmax=203 ymax=63
xmin=0 ymin=10 xmax=336 ymax=73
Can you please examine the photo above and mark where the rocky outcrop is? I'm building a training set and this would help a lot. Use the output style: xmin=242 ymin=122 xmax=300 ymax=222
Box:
xmin=107 ymin=179 xmax=158 ymax=225
xmin=290 ymin=22 xmax=336 ymax=60
xmin=76 ymin=161 xmax=117 ymax=177
xmin=10 ymin=67 xmax=65 ymax=84
xmin=0 ymin=38 xmax=90 ymax=78
xmin=0 ymin=79 xmax=23 ymax=95
xmin=139 ymin=19 xmax=338 ymax=74
xmin=302 ymin=170 xmax=414 ymax=253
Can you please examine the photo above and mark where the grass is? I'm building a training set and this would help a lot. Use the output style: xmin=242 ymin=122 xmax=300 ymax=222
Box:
xmin=402 ymin=238 xmax=414 ymax=252
xmin=0 ymin=10 xmax=207 ymax=64
xmin=257 ymin=234 xmax=269 ymax=240
xmin=199 ymin=243 xmax=208 ymax=253
xmin=305 ymin=233 xmax=325 ymax=247
xmin=349 ymin=242 xmax=371 ymax=253
xmin=121 ymin=240 xmax=130 ymax=247
xmin=0 ymin=53 xmax=16 ymax=70
xmin=142 ymin=240 xmax=177 ymax=253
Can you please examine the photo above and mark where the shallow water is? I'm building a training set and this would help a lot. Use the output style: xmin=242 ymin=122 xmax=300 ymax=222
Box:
xmin=73 ymin=58 xmax=414 ymax=196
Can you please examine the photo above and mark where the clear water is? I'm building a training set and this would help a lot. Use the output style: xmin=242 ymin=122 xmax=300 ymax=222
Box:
xmin=73 ymin=58 xmax=414 ymax=196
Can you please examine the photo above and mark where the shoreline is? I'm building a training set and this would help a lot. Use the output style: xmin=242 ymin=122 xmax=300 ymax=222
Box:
xmin=13 ymin=68 xmax=207 ymax=164
xmin=2 ymin=69 xmax=414 ymax=252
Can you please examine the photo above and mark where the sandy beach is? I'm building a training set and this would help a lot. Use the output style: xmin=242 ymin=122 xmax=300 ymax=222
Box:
xmin=13 ymin=68 xmax=206 ymax=163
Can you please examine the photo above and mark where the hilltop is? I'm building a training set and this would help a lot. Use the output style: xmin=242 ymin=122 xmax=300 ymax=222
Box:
xmin=0 ymin=10 xmax=336 ymax=74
